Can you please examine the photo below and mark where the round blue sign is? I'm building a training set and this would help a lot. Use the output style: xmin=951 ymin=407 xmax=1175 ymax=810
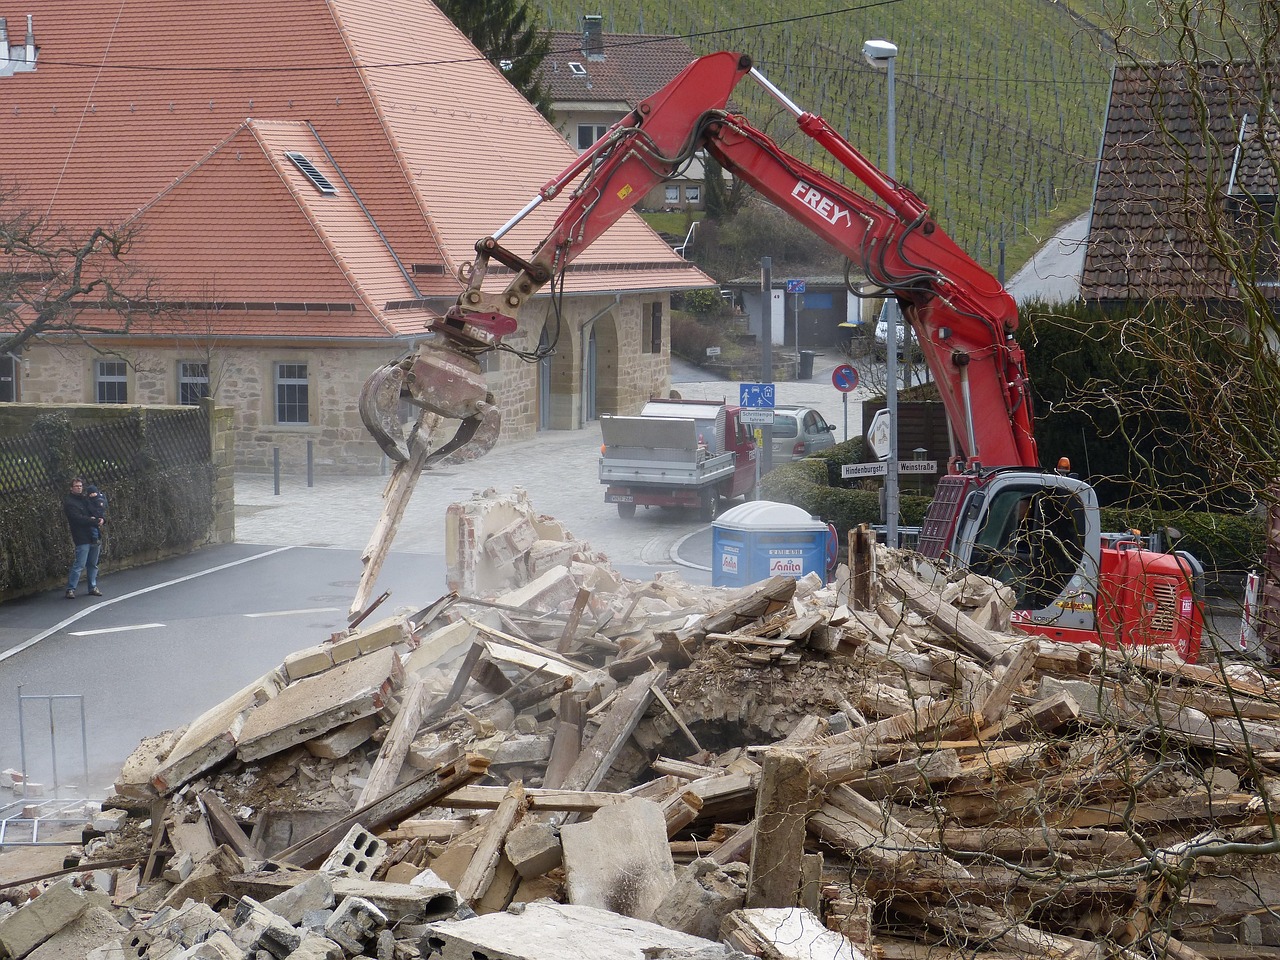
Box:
xmin=831 ymin=363 xmax=859 ymax=393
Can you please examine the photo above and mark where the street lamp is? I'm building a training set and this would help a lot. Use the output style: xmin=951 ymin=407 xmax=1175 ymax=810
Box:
xmin=863 ymin=38 xmax=901 ymax=549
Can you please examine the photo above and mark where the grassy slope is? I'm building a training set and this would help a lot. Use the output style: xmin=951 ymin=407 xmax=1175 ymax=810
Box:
xmin=538 ymin=0 xmax=1148 ymax=275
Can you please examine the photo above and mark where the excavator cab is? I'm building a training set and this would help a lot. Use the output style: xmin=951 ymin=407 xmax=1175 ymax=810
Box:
xmin=945 ymin=471 xmax=1102 ymax=633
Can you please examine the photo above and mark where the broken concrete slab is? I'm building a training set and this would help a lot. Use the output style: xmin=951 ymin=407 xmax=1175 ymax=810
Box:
xmin=421 ymin=901 xmax=724 ymax=960
xmin=236 ymin=647 xmax=402 ymax=763
xmin=0 ymin=878 xmax=93 ymax=959
xmin=561 ymin=797 xmax=676 ymax=921
xmin=152 ymin=670 xmax=286 ymax=792
xmin=25 ymin=906 xmax=127 ymax=960
xmin=302 ymin=715 xmax=379 ymax=760
xmin=651 ymin=859 xmax=749 ymax=941
xmin=721 ymin=907 xmax=867 ymax=960
xmin=113 ymin=728 xmax=186 ymax=800
xmin=261 ymin=873 xmax=335 ymax=925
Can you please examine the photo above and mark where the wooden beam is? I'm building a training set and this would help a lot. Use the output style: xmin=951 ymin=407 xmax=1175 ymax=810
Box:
xmin=559 ymin=667 xmax=666 ymax=792
xmin=357 ymin=677 xmax=432 ymax=808
xmin=455 ymin=782 xmax=526 ymax=904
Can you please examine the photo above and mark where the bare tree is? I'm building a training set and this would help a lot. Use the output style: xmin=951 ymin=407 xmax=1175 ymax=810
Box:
xmin=1057 ymin=3 xmax=1280 ymax=507
xmin=0 ymin=189 xmax=146 ymax=355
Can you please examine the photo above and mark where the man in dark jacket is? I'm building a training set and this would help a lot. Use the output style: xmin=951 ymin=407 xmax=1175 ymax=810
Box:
xmin=64 ymin=477 xmax=104 ymax=599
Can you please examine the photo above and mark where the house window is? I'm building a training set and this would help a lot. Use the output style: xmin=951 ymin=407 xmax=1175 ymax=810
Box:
xmin=685 ymin=185 xmax=701 ymax=204
xmin=645 ymin=302 xmax=663 ymax=354
xmin=179 ymin=361 xmax=210 ymax=405
xmin=664 ymin=185 xmax=680 ymax=205
xmin=275 ymin=362 xmax=309 ymax=424
xmin=95 ymin=360 xmax=127 ymax=404
xmin=0 ymin=355 xmax=14 ymax=402
xmin=576 ymin=123 xmax=608 ymax=150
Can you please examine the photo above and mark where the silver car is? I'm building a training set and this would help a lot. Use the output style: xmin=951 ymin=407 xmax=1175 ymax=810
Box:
xmin=770 ymin=405 xmax=836 ymax=462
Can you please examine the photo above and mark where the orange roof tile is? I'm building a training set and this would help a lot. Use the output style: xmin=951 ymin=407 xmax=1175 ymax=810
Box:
xmin=0 ymin=0 xmax=712 ymax=341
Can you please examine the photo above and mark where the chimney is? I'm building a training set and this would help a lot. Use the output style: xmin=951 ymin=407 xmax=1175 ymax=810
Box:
xmin=0 ymin=20 xmax=9 ymax=67
xmin=581 ymin=14 xmax=603 ymax=61
xmin=23 ymin=14 xmax=34 ymax=65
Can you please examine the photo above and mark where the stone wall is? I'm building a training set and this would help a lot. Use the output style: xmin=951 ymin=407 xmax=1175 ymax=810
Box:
xmin=13 ymin=290 xmax=671 ymax=475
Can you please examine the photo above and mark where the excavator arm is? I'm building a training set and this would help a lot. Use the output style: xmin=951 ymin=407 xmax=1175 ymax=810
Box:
xmin=362 ymin=51 xmax=1038 ymax=471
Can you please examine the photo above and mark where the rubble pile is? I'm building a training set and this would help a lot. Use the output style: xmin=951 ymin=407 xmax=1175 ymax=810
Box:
xmin=6 ymin=494 xmax=1280 ymax=960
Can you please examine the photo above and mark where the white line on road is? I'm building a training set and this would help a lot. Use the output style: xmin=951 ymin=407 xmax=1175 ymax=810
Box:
xmin=70 ymin=623 xmax=166 ymax=637
xmin=244 ymin=607 xmax=343 ymax=618
xmin=0 ymin=546 xmax=296 ymax=665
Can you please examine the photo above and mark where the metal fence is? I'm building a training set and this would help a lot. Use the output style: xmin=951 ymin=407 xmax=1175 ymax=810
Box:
xmin=0 ymin=406 xmax=209 ymax=494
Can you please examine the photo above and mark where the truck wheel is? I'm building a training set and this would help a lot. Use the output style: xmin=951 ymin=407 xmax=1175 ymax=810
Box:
xmin=698 ymin=491 xmax=718 ymax=522
xmin=617 ymin=502 xmax=637 ymax=519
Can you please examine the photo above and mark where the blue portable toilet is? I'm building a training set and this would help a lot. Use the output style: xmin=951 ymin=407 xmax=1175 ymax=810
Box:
xmin=712 ymin=500 xmax=833 ymax=587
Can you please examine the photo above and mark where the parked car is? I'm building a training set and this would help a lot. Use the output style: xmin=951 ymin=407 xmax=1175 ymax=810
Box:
xmin=770 ymin=405 xmax=836 ymax=462
xmin=872 ymin=302 xmax=923 ymax=361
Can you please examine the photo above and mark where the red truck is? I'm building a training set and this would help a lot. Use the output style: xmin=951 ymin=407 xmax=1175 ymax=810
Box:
xmin=598 ymin=399 xmax=758 ymax=521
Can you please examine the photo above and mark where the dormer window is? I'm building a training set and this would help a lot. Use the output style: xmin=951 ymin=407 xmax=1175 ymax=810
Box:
xmin=568 ymin=62 xmax=587 ymax=77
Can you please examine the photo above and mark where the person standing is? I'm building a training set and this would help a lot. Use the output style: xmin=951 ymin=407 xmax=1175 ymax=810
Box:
xmin=63 ymin=477 xmax=103 ymax=599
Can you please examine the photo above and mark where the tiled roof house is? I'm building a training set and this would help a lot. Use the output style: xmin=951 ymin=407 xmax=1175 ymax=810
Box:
xmin=0 ymin=2 xmax=713 ymax=472
xmin=1082 ymin=61 xmax=1277 ymax=305
xmin=541 ymin=17 xmax=712 ymax=211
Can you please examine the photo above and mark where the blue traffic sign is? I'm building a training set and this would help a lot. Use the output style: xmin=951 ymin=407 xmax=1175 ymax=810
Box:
xmin=831 ymin=363 xmax=859 ymax=393
xmin=739 ymin=382 xmax=776 ymax=408
xmin=786 ymin=279 xmax=806 ymax=294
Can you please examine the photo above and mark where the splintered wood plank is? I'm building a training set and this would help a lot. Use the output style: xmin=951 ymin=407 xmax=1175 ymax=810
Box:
xmin=277 ymin=754 xmax=490 ymax=868
xmin=455 ymin=782 xmax=526 ymax=904
xmin=747 ymin=750 xmax=809 ymax=909
xmin=357 ymin=677 xmax=432 ymax=808
xmin=559 ymin=667 xmax=667 ymax=792
xmin=882 ymin=568 xmax=1007 ymax=665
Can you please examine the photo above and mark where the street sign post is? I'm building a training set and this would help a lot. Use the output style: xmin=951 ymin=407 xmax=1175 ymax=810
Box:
xmin=739 ymin=382 xmax=776 ymax=408
xmin=785 ymin=279 xmax=806 ymax=293
xmin=842 ymin=462 xmax=888 ymax=479
xmin=832 ymin=363 xmax=859 ymax=441
xmin=740 ymin=409 xmax=775 ymax=426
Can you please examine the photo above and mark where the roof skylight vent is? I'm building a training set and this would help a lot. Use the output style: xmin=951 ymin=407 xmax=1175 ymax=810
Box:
xmin=568 ymin=62 xmax=587 ymax=77
xmin=285 ymin=151 xmax=337 ymax=195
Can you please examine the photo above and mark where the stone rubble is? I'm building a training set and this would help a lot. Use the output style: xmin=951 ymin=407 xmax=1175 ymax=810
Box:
xmin=4 ymin=491 xmax=1280 ymax=960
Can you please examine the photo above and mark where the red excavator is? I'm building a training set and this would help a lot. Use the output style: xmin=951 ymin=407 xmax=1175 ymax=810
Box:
xmin=360 ymin=51 xmax=1203 ymax=661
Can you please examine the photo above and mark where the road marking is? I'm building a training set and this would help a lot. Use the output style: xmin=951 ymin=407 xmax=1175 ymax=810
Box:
xmin=244 ymin=607 xmax=343 ymax=618
xmin=0 ymin=546 xmax=296 ymax=665
xmin=70 ymin=623 xmax=166 ymax=637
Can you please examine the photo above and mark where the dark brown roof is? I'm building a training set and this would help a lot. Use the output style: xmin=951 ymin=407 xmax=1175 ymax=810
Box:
xmin=541 ymin=32 xmax=696 ymax=106
xmin=1082 ymin=61 xmax=1274 ymax=302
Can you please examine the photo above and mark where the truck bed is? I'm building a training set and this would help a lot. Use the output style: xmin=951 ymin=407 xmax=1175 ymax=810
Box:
xmin=599 ymin=415 xmax=734 ymax=489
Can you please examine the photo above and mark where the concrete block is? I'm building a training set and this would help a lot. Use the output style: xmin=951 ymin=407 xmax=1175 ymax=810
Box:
xmin=323 ymin=896 xmax=387 ymax=955
xmin=525 ymin=540 xmax=577 ymax=579
xmin=504 ymin=821 xmax=562 ymax=879
xmin=142 ymin=901 xmax=230 ymax=948
xmin=113 ymin=728 xmax=185 ymax=800
xmin=486 ymin=736 xmax=552 ymax=767
xmin=403 ymin=619 xmax=474 ymax=678
xmin=162 ymin=851 xmax=193 ymax=883
xmin=282 ymin=645 xmax=336 ymax=683
xmin=652 ymin=859 xmax=749 ymax=941
xmin=303 ymin=716 xmax=378 ymax=760
xmin=723 ymin=907 xmax=867 ymax=960
xmin=91 ymin=809 xmax=127 ymax=833
xmin=25 ymin=905 xmax=127 ymax=960
xmin=153 ymin=669 xmax=285 ymax=792
xmin=171 ymin=930 xmax=242 ymax=960
xmin=325 ymin=633 xmax=362 ymax=664
xmin=318 ymin=823 xmax=387 ymax=880
xmin=230 ymin=897 xmax=301 ymax=956
xmin=0 ymin=879 xmax=90 ymax=959
xmin=262 ymin=873 xmax=335 ymax=925
xmin=421 ymin=901 xmax=720 ymax=959
xmin=484 ymin=516 xmax=539 ymax=565
xmin=351 ymin=615 xmax=413 ymax=655
xmin=561 ymin=797 xmax=676 ymax=921
xmin=287 ymin=932 xmax=346 ymax=960
xmin=236 ymin=648 xmax=402 ymax=763
xmin=498 ymin=567 xmax=577 ymax=613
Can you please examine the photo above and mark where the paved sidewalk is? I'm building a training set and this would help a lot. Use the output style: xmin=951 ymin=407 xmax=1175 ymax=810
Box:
xmin=233 ymin=350 xmax=879 ymax=574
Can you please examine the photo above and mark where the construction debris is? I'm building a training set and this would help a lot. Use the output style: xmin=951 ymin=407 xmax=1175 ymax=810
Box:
xmin=6 ymin=494 xmax=1280 ymax=960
